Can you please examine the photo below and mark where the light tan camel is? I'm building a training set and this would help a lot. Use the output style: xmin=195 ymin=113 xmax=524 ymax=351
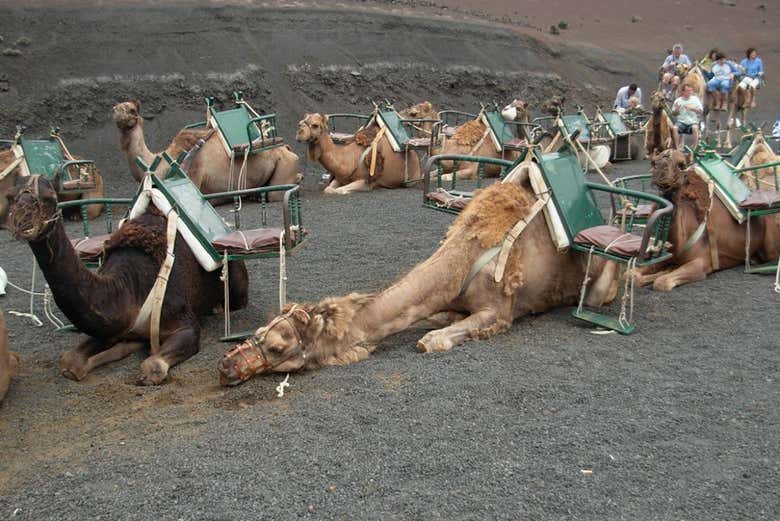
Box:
xmin=433 ymin=100 xmax=529 ymax=180
xmin=218 ymin=179 xmax=619 ymax=385
xmin=0 ymin=310 xmax=18 ymax=403
xmin=645 ymin=91 xmax=675 ymax=155
xmin=0 ymin=147 xmax=105 ymax=228
xmin=637 ymin=149 xmax=780 ymax=290
xmin=112 ymin=100 xmax=300 ymax=200
xmin=296 ymin=113 xmax=421 ymax=195
xmin=399 ymin=101 xmax=438 ymax=137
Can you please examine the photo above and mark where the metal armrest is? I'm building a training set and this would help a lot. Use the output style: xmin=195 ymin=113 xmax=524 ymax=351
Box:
xmin=423 ymin=154 xmax=514 ymax=195
xmin=247 ymin=114 xmax=277 ymax=147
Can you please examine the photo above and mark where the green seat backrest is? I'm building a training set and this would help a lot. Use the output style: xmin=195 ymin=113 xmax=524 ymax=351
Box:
xmin=537 ymin=147 xmax=604 ymax=238
xmin=561 ymin=115 xmax=590 ymax=140
xmin=603 ymin=112 xmax=630 ymax=136
xmin=697 ymin=154 xmax=752 ymax=205
xmin=484 ymin=110 xmax=514 ymax=145
xmin=210 ymin=106 xmax=261 ymax=150
xmin=725 ymin=134 xmax=753 ymax=166
xmin=20 ymin=138 xmax=65 ymax=179
xmin=378 ymin=110 xmax=411 ymax=146
xmin=154 ymin=169 xmax=231 ymax=244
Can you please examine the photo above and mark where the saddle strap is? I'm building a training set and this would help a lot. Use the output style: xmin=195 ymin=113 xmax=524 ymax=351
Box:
xmin=494 ymin=196 xmax=548 ymax=283
xmin=459 ymin=246 xmax=501 ymax=297
xmin=369 ymin=127 xmax=386 ymax=177
xmin=0 ymin=156 xmax=22 ymax=182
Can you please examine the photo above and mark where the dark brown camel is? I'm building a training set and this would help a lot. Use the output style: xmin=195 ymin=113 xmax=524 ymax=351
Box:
xmin=6 ymin=175 xmax=249 ymax=385
xmin=645 ymin=90 xmax=674 ymax=155
xmin=0 ymin=309 xmax=18 ymax=403
xmin=637 ymin=150 xmax=780 ymax=290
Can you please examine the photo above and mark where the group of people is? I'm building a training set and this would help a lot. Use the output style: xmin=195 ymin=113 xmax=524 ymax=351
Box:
xmin=613 ymin=43 xmax=765 ymax=150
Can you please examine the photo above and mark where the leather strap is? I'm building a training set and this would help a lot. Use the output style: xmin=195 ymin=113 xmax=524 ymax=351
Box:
xmin=459 ymin=246 xmax=500 ymax=297
xmin=369 ymin=127 xmax=386 ymax=176
xmin=493 ymin=197 xmax=548 ymax=282
xmin=0 ymin=156 xmax=22 ymax=182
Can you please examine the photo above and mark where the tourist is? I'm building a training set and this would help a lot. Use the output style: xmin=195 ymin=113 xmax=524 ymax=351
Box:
xmin=739 ymin=47 xmax=764 ymax=108
xmin=614 ymin=83 xmax=643 ymax=111
xmin=661 ymin=44 xmax=692 ymax=73
xmin=707 ymin=53 xmax=733 ymax=111
xmin=671 ymin=83 xmax=703 ymax=150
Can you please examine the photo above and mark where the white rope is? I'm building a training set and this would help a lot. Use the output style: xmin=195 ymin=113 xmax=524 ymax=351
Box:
xmin=276 ymin=373 xmax=291 ymax=398
xmin=279 ymin=230 xmax=287 ymax=311
xmin=576 ymin=246 xmax=595 ymax=314
xmin=6 ymin=261 xmax=43 ymax=327
xmin=774 ymin=255 xmax=780 ymax=294
xmin=43 ymin=287 xmax=65 ymax=329
xmin=221 ymin=251 xmax=230 ymax=338
xmin=618 ymin=257 xmax=637 ymax=329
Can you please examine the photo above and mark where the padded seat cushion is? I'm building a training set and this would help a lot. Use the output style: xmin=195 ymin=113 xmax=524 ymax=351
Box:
xmin=61 ymin=179 xmax=96 ymax=192
xmin=71 ymin=234 xmax=111 ymax=262
xmin=405 ymin=137 xmax=432 ymax=148
xmin=330 ymin=132 xmax=355 ymax=143
xmin=234 ymin=136 xmax=284 ymax=151
xmin=738 ymin=190 xmax=780 ymax=209
xmin=442 ymin=126 xmax=457 ymax=138
xmin=574 ymin=225 xmax=648 ymax=257
xmin=425 ymin=191 xmax=470 ymax=211
xmin=213 ymin=227 xmax=287 ymax=254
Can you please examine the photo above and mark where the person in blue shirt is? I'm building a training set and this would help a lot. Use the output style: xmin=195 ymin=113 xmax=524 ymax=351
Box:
xmin=660 ymin=44 xmax=692 ymax=100
xmin=707 ymin=53 xmax=734 ymax=111
xmin=739 ymin=47 xmax=764 ymax=108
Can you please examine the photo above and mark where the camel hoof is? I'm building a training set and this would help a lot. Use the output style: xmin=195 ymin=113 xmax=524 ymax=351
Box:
xmin=653 ymin=278 xmax=676 ymax=292
xmin=60 ymin=351 xmax=89 ymax=381
xmin=137 ymin=357 xmax=170 ymax=386
xmin=416 ymin=334 xmax=453 ymax=353
xmin=323 ymin=186 xmax=337 ymax=195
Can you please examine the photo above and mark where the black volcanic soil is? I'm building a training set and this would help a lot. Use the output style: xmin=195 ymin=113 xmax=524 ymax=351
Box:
xmin=0 ymin=3 xmax=778 ymax=520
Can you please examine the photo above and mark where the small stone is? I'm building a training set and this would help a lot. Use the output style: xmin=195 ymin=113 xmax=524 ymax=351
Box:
xmin=326 ymin=485 xmax=337 ymax=493
xmin=683 ymin=24 xmax=693 ymax=30
xmin=718 ymin=0 xmax=736 ymax=5
xmin=349 ymin=70 xmax=361 ymax=77
xmin=631 ymin=15 xmax=642 ymax=23
xmin=307 ymin=505 xmax=315 ymax=513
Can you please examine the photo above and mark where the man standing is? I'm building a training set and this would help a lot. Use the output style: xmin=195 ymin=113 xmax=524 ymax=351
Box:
xmin=614 ymin=83 xmax=643 ymax=111
xmin=671 ymin=83 xmax=703 ymax=150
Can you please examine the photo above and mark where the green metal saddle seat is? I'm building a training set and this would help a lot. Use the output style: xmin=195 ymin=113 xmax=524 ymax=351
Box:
xmin=482 ymin=110 xmax=528 ymax=151
xmin=376 ymin=109 xmax=433 ymax=152
xmin=16 ymin=132 xmax=97 ymax=193
xmin=205 ymin=93 xmax=283 ymax=157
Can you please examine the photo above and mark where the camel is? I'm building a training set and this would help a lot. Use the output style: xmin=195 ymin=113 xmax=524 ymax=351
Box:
xmin=645 ymin=91 xmax=675 ymax=155
xmin=6 ymin=175 xmax=249 ymax=385
xmin=0 ymin=310 xmax=19 ymax=403
xmin=0 ymin=146 xmax=105 ymax=229
xmin=218 ymin=178 xmax=620 ymax=385
xmin=296 ymin=113 xmax=421 ymax=195
xmin=399 ymin=101 xmax=438 ymax=137
xmin=432 ymin=100 xmax=530 ymax=180
xmin=112 ymin=100 xmax=300 ymax=200
xmin=636 ymin=149 xmax=780 ymax=291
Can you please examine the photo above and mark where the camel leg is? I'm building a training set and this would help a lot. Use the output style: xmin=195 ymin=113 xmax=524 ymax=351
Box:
xmin=334 ymin=179 xmax=370 ymax=195
xmin=584 ymin=260 xmax=618 ymax=306
xmin=265 ymin=156 xmax=300 ymax=202
xmin=411 ymin=310 xmax=468 ymax=330
xmin=653 ymin=257 xmax=710 ymax=291
xmin=416 ymin=309 xmax=508 ymax=353
xmin=635 ymin=263 xmax=673 ymax=287
xmin=61 ymin=337 xmax=142 ymax=381
xmin=323 ymin=178 xmax=342 ymax=194
xmin=138 ymin=322 xmax=200 ymax=386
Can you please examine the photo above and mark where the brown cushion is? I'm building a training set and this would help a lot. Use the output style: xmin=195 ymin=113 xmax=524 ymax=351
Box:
xmin=406 ymin=137 xmax=432 ymax=148
xmin=330 ymin=132 xmax=355 ymax=144
xmin=212 ymin=227 xmax=305 ymax=255
xmin=71 ymin=234 xmax=111 ymax=262
xmin=61 ymin=179 xmax=96 ymax=191
xmin=425 ymin=191 xmax=470 ymax=211
xmin=574 ymin=225 xmax=649 ymax=257
xmin=738 ymin=190 xmax=780 ymax=209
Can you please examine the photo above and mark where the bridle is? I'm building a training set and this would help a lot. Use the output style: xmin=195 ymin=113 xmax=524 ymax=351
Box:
xmin=297 ymin=118 xmax=325 ymax=143
xmin=220 ymin=305 xmax=311 ymax=385
xmin=9 ymin=176 xmax=61 ymax=240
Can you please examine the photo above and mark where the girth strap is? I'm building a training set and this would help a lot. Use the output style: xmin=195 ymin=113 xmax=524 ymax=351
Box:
xmin=458 ymin=246 xmax=501 ymax=297
xmin=494 ymin=196 xmax=548 ymax=282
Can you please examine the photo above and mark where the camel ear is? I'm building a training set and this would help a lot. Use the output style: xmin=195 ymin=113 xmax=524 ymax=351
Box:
xmin=292 ymin=307 xmax=311 ymax=325
xmin=522 ymin=101 xmax=529 ymax=109
xmin=131 ymin=99 xmax=141 ymax=111
xmin=422 ymin=101 xmax=432 ymax=111
xmin=321 ymin=114 xmax=329 ymax=125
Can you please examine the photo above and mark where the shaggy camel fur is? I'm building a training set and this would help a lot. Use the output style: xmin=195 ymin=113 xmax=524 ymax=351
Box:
xmin=0 ymin=147 xmax=105 ymax=229
xmin=219 ymin=178 xmax=619 ymax=385
xmin=296 ymin=113 xmax=421 ymax=195
xmin=112 ymin=100 xmax=300 ymax=200
xmin=433 ymin=100 xmax=530 ymax=180
xmin=636 ymin=150 xmax=780 ymax=290
xmin=0 ymin=310 xmax=18 ymax=403
xmin=7 ymin=175 xmax=249 ymax=385
xmin=646 ymin=91 xmax=675 ymax=155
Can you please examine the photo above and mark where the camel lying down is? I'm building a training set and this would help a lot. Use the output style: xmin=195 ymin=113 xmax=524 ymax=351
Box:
xmin=219 ymin=179 xmax=619 ymax=385
xmin=0 ymin=310 xmax=19 ymax=403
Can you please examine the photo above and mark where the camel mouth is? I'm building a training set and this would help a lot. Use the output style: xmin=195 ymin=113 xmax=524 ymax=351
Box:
xmin=218 ymin=338 xmax=270 ymax=386
xmin=9 ymin=199 xmax=46 ymax=241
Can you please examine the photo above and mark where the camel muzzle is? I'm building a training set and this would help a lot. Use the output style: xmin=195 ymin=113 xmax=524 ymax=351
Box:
xmin=218 ymin=337 xmax=270 ymax=386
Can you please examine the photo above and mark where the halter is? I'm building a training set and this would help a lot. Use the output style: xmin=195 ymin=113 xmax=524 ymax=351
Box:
xmin=9 ymin=176 xmax=61 ymax=240
xmin=220 ymin=305 xmax=311 ymax=385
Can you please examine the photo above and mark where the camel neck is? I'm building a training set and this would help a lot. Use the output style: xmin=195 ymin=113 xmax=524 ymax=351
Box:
xmin=121 ymin=122 xmax=155 ymax=183
xmin=310 ymin=134 xmax=354 ymax=180
xmin=28 ymin=223 xmax=135 ymax=337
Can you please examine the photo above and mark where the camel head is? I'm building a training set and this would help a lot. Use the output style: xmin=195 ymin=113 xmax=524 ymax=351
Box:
xmin=218 ymin=295 xmax=372 ymax=386
xmin=112 ymin=100 xmax=143 ymax=131
xmin=651 ymin=90 xmax=667 ymax=111
xmin=6 ymin=175 xmax=60 ymax=242
xmin=296 ymin=113 xmax=329 ymax=144
xmin=674 ymin=63 xmax=691 ymax=78
xmin=400 ymin=101 xmax=436 ymax=120
xmin=501 ymin=99 xmax=530 ymax=122
xmin=541 ymin=95 xmax=565 ymax=117
xmin=650 ymin=149 xmax=692 ymax=192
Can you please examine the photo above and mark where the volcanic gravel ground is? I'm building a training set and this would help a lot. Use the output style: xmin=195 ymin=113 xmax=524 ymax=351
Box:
xmin=1 ymin=158 xmax=779 ymax=520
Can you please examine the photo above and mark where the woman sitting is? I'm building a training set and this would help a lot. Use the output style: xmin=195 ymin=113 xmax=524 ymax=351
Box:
xmin=739 ymin=47 xmax=764 ymax=108
xmin=707 ymin=53 xmax=733 ymax=111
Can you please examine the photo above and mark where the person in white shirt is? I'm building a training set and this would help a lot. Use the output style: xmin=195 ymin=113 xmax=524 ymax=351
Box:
xmin=671 ymin=84 xmax=703 ymax=150
xmin=614 ymin=83 xmax=643 ymax=111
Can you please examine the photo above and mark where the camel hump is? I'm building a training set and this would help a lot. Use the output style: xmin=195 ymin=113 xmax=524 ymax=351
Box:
xmin=172 ymin=128 xmax=216 ymax=155
xmin=452 ymin=120 xmax=486 ymax=146
xmin=104 ymin=209 xmax=168 ymax=266
xmin=354 ymin=125 xmax=380 ymax=147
